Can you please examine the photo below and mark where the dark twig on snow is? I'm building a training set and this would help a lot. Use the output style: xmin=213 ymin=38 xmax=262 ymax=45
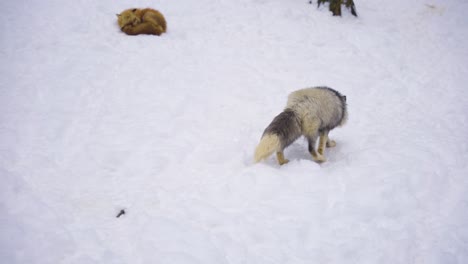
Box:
xmin=116 ymin=209 xmax=126 ymax=218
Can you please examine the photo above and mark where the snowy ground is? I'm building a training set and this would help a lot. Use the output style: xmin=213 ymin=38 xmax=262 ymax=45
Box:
xmin=1 ymin=0 xmax=468 ymax=263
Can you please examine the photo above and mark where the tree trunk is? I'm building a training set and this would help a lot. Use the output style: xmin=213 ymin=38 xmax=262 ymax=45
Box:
xmin=317 ymin=0 xmax=357 ymax=17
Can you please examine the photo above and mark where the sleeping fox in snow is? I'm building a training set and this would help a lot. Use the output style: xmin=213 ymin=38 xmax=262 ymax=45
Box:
xmin=117 ymin=8 xmax=166 ymax=36
xmin=254 ymin=87 xmax=348 ymax=165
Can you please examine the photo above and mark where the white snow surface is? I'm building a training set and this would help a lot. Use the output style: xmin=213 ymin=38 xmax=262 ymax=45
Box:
xmin=1 ymin=0 xmax=468 ymax=263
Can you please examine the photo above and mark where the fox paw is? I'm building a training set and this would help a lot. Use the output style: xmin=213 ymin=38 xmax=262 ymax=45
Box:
xmin=278 ymin=159 xmax=290 ymax=165
xmin=121 ymin=25 xmax=132 ymax=30
xmin=312 ymin=154 xmax=326 ymax=163
xmin=326 ymin=140 xmax=336 ymax=148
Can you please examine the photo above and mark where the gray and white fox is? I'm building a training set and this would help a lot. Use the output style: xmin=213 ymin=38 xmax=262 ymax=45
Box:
xmin=254 ymin=87 xmax=348 ymax=165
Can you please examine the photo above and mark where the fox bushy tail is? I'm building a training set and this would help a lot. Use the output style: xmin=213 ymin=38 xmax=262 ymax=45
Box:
xmin=254 ymin=109 xmax=301 ymax=163
xmin=254 ymin=134 xmax=281 ymax=162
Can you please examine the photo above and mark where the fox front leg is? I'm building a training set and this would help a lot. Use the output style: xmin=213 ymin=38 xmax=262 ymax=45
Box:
xmin=308 ymin=136 xmax=326 ymax=163
xmin=319 ymin=130 xmax=336 ymax=148
xmin=326 ymin=139 xmax=336 ymax=148
xmin=317 ymin=130 xmax=328 ymax=156
xmin=276 ymin=151 xmax=289 ymax=165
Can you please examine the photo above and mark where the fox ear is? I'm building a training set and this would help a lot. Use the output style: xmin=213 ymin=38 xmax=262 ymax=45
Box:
xmin=132 ymin=8 xmax=137 ymax=12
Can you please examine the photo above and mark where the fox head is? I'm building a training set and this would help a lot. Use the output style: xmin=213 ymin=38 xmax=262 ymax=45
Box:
xmin=117 ymin=9 xmax=141 ymax=29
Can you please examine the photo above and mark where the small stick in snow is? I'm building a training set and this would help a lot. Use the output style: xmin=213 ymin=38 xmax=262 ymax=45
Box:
xmin=116 ymin=209 xmax=126 ymax=218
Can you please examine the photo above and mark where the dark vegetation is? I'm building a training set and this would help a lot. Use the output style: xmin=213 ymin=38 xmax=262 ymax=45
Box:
xmin=312 ymin=0 xmax=358 ymax=17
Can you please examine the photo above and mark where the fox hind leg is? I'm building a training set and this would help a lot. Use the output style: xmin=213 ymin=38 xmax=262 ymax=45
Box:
xmin=149 ymin=23 xmax=165 ymax=35
xmin=276 ymin=151 xmax=289 ymax=165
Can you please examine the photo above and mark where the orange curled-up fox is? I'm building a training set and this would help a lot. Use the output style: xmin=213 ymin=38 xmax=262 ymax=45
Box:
xmin=117 ymin=8 xmax=167 ymax=36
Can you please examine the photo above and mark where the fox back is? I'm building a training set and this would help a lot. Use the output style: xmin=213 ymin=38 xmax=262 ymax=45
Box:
xmin=287 ymin=87 xmax=347 ymax=132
